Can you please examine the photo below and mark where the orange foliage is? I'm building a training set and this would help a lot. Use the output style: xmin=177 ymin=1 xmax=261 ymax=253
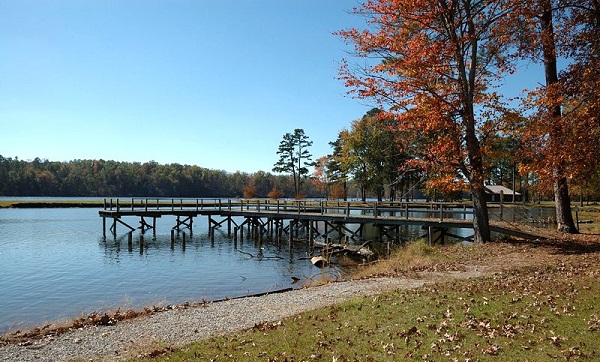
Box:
xmin=267 ymin=187 xmax=284 ymax=199
xmin=242 ymin=185 xmax=257 ymax=199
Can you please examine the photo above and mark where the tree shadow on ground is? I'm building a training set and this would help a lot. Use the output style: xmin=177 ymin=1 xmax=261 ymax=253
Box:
xmin=504 ymin=235 xmax=600 ymax=255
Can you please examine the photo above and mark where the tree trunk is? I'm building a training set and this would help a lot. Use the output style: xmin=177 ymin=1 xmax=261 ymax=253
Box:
xmin=554 ymin=170 xmax=578 ymax=233
xmin=471 ymin=181 xmax=492 ymax=243
xmin=540 ymin=0 xmax=578 ymax=233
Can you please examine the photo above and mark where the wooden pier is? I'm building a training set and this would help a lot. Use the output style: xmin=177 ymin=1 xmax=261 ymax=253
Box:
xmin=99 ymin=198 xmax=547 ymax=243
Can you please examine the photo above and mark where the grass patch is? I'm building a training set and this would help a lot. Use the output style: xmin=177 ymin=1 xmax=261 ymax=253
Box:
xmin=133 ymin=251 xmax=600 ymax=361
xmin=353 ymin=239 xmax=445 ymax=279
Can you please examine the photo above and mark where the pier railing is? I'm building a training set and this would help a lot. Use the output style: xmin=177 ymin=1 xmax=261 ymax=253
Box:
xmin=102 ymin=198 xmax=474 ymax=221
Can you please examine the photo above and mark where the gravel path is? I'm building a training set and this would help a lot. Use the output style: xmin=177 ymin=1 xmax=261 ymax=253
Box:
xmin=0 ymin=276 xmax=455 ymax=362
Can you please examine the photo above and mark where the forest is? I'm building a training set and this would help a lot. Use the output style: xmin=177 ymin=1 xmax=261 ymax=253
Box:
xmin=0 ymin=155 xmax=323 ymax=198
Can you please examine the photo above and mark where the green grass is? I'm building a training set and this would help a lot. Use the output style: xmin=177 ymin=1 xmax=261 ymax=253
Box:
xmin=131 ymin=243 xmax=600 ymax=361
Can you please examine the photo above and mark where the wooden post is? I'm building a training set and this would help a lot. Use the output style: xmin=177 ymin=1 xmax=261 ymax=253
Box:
xmin=227 ymin=218 xmax=231 ymax=237
xmin=128 ymin=231 xmax=133 ymax=248
xmin=500 ymin=190 xmax=504 ymax=219
xmin=116 ymin=199 xmax=120 ymax=212
xmin=439 ymin=203 xmax=443 ymax=222
xmin=405 ymin=203 xmax=409 ymax=219
xmin=428 ymin=226 xmax=433 ymax=245
xmin=374 ymin=202 xmax=378 ymax=218
xmin=309 ymin=220 xmax=314 ymax=248
xmin=171 ymin=229 xmax=175 ymax=245
xmin=131 ymin=198 xmax=134 ymax=211
xmin=102 ymin=217 xmax=106 ymax=239
xmin=139 ymin=233 xmax=144 ymax=254
xmin=153 ymin=217 xmax=156 ymax=237
xmin=575 ymin=207 xmax=580 ymax=232
xmin=182 ymin=232 xmax=186 ymax=250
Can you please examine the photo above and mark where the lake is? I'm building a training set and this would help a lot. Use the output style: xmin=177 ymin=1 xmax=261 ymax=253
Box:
xmin=0 ymin=201 xmax=347 ymax=334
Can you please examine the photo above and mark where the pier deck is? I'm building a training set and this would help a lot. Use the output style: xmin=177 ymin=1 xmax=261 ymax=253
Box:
xmin=98 ymin=198 xmax=547 ymax=242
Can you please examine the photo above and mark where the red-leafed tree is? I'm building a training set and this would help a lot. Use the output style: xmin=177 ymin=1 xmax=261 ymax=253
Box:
xmin=338 ymin=0 xmax=520 ymax=242
xmin=511 ymin=0 xmax=600 ymax=233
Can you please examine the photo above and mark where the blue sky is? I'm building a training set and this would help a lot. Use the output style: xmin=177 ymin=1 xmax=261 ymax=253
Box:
xmin=0 ymin=0 xmax=373 ymax=173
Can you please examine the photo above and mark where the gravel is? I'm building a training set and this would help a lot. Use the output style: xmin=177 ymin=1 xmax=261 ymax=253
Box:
xmin=0 ymin=277 xmax=436 ymax=362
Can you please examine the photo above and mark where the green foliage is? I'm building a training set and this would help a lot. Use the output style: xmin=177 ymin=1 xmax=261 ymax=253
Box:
xmin=0 ymin=155 xmax=321 ymax=197
xmin=272 ymin=129 xmax=315 ymax=197
xmin=332 ymin=109 xmax=412 ymax=201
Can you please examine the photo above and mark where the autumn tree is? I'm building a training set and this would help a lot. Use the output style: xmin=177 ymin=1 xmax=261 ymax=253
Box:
xmin=272 ymin=128 xmax=315 ymax=198
xmin=511 ymin=0 xmax=600 ymax=232
xmin=339 ymin=0 xmax=520 ymax=242
xmin=311 ymin=156 xmax=333 ymax=198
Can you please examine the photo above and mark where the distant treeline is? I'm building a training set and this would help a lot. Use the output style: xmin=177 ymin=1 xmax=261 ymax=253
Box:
xmin=0 ymin=155 xmax=323 ymax=198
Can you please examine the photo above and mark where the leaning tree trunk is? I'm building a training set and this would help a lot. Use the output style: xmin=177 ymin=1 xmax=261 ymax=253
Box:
xmin=540 ymin=0 xmax=578 ymax=233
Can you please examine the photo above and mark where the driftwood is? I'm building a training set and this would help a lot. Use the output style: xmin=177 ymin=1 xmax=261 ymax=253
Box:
xmin=310 ymin=256 xmax=328 ymax=268
xmin=312 ymin=240 xmax=375 ymax=260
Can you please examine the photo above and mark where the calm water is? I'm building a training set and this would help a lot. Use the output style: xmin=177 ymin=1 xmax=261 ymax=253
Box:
xmin=0 ymin=204 xmax=341 ymax=334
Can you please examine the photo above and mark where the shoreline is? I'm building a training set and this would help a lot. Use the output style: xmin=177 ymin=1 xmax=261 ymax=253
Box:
xmin=0 ymin=276 xmax=468 ymax=362
xmin=1 ymin=237 xmax=596 ymax=361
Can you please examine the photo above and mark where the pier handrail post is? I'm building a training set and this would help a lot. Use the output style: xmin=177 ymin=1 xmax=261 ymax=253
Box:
xmin=180 ymin=198 xmax=183 ymax=210
xmin=196 ymin=199 xmax=199 ymax=211
xmin=145 ymin=198 xmax=148 ymax=212
xmin=228 ymin=199 xmax=231 ymax=210
xmin=131 ymin=198 xmax=134 ymax=211
xmin=374 ymin=202 xmax=378 ymax=218
xmin=346 ymin=201 xmax=350 ymax=217
xmin=171 ymin=199 xmax=174 ymax=211
xmin=277 ymin=199 xmax=280 ymax=214
xmin=201 ymin=199 xmax=204 ymax=210
xmin=156 ymin=198 xmax=159 ymax=210
xmin=258 ymin=199 xmax=261 ymax=212
xmin=110 ymin=198 xmax=113 ymax=211
xmin=103 ymin=198 xmax=106 ymax=210
xmin=117 ymin=199 xmax=120 ymax=212
xmin=297 ymin=200 xmax=300 ymax=215
xmin=240 ymin=199 xmax=244 ymax=211
xmin=405 ymin=203 xmax=409 ymax=219
xmin=219 ymin=199 xmax=222 ymax=211
xmin=439 ymin=202 xmax=444 ymax=221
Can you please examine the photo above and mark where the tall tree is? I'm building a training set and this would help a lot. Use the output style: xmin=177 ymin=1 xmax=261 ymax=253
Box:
xmin=334 ymin=109 xmax=405 ymax=201
xmin=513 ymin=0 xmax=600 ymax=232
xmin=272 ymin=128 xmax=314 ymax=198
xmin=338 ymin=0 xmax=519 ymax=242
